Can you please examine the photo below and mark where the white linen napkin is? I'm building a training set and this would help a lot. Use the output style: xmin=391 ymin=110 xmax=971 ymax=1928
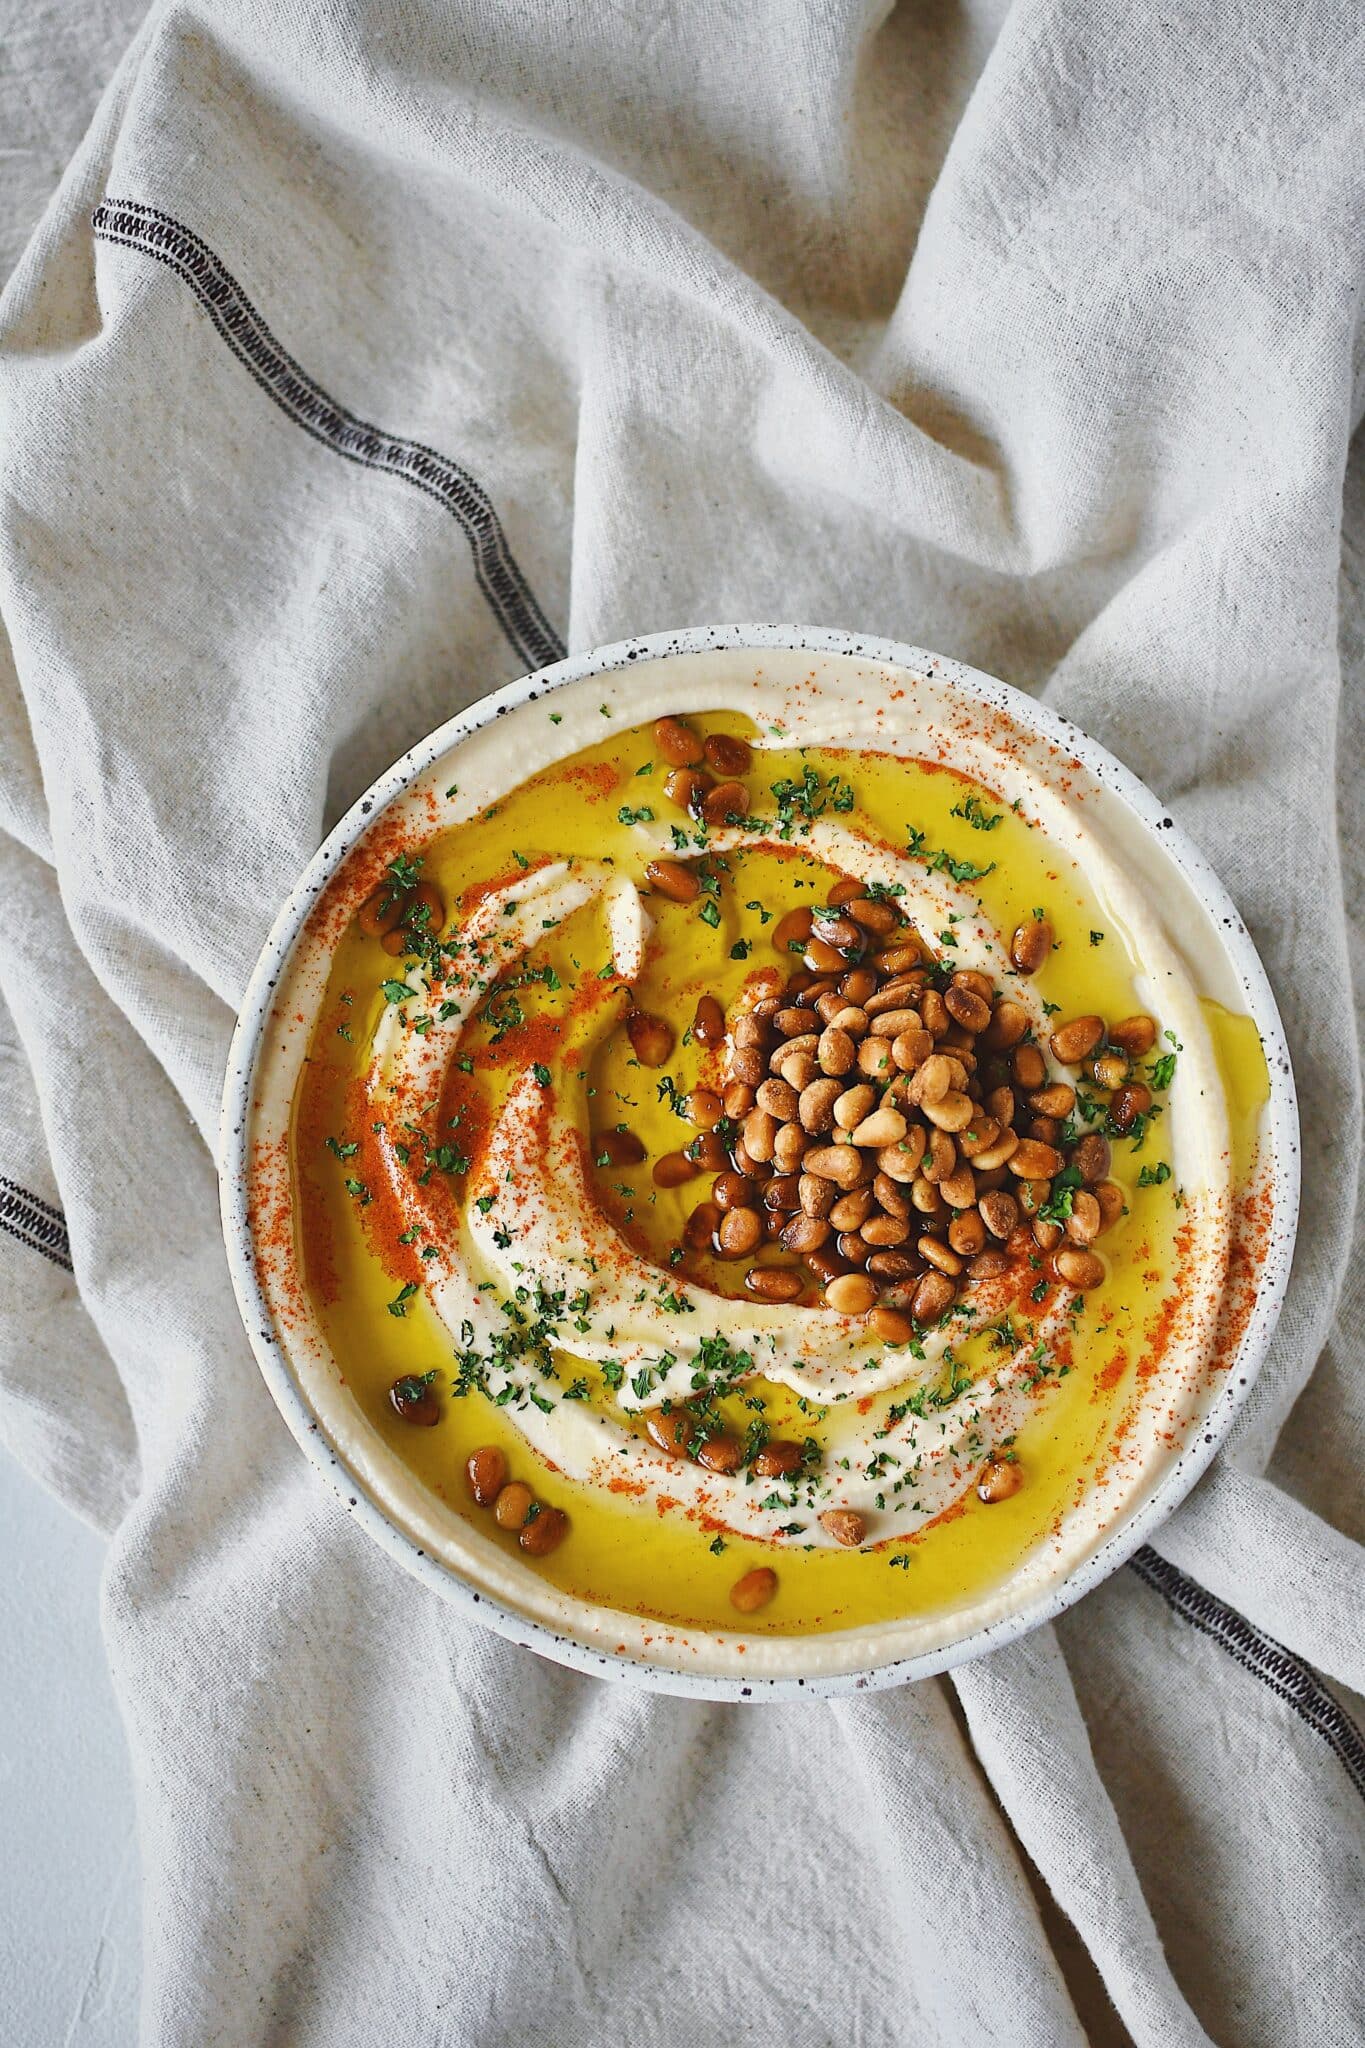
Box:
xmin=1 ymin=3 xmax=1362 ymax=2041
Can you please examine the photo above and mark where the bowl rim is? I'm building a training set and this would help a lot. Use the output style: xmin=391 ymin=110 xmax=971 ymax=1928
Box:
xmin=219 ymin=623 xmax=1300 ymax=1701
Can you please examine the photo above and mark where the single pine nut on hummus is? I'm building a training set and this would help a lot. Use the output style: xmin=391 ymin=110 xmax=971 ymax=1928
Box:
xmin=247 ymin=654 xmax=1276 ymax=1684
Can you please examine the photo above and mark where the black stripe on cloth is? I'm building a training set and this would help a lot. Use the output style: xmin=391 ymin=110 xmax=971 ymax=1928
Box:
xmin=0 ymin=1177 xmax=73 ymax=1272
xmin=1130 ymin=1544 xmax=1365 ymax=1805
xmin=91 ymin=198 xmax=567 ymax=674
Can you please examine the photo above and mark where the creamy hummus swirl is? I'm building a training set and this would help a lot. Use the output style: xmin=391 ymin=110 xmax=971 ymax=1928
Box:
xmin=359 ymin=796 xmax=1220 ymax=1550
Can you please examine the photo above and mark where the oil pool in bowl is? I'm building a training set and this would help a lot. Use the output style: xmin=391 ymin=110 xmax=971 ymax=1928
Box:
xmin=224 ymin=632 xmax=1295 ymax=1696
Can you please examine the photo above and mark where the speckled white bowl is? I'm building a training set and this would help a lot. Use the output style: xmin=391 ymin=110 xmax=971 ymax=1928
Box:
xmin=219 ymin=627 xmax=1298 ymax=1700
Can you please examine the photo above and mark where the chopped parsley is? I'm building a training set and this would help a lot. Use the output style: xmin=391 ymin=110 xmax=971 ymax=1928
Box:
xmin=949 ymin=794 xmax=1002 ymax=832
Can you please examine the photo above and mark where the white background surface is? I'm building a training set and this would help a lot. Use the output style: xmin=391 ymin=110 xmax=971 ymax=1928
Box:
xmin=0 ymin=1451 xmax=138 ymax=2047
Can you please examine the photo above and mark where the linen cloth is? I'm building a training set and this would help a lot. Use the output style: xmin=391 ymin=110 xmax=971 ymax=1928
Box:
xmin=2 ymin=1 xmax=1364 ymax=2040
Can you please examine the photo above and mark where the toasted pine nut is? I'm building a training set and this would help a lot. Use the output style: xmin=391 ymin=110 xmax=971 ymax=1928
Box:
xmin=938 ymin=1165 xmax=977 ymax=1211
xmin=493 ymin=1480 xmax=535 ymax=1528
xmin=856 ymin=1037 xmax=894 ymax=1080
xmin=718 ymin=1208 xmax=763 ymax=1255
xmin=820 ymin=1509 xmax=866 ymax=1548
xmin=743 ymin=1109 xmax=778 ymax=1161
xmin=848 ymin=897 xmax=900 ymax=933
xmin=1009 ymin=1138 xmax=1065 ymax=1179
xmin=781 ymin=1213 xmax=830 ymax=1254
xmin=921 ymin=1128 xmax=956 ymax=1184
xmin=626 ymin=1010 xmax=675 ymax=1066
xmin=358 ymin=883 xmax=409 ymax=937
xmin=519 ymin=1506 xmax=568 ymax=1555
xmin=663 ymin=765 xmax=712 ymax=813
xmin=1109 ymin=1082 xmax=1153 ymax=1132
xmin=684 ymin=993 xmax=724 ymax=1046
xmin=1050 ymin=1014 xmax=1105 ymax=1064
xmin=948 ymin=1210 xmax=987 ymax=1257
xmin=977 ymin=1459 xmax=1023 ymax=1504
xmin=922 ymin=1090 xmax=974 ymax=1132
xmin=1071 ymin=1133 xmax=1112 ymax=1183
xmin=804 ymin=1145 xmax=868 ymax=1187
xmin=817 ymin=1025 xmax=857 ymax=1076
xmin=772 ymin=907 xmax=814 ymax=955
xmin=869 ymin=1305 xmax=914 ymax=1343
xmin=1055 ymin=1247 xmax=1105 ymax=1290
xmin=876 ymin=943 xmax=922 ymax=974
xmin=983 ymin=999 xmax=1030 ymax=1049
xmin=944 ymin=985 xmax=991 ymax=1033
xmin=891 ymin=1028 xmax=932 ymax=1072
xmin=753 ymin=1439 xmax=803 ymax=1477
xmin=684 ymin=1088 xmax=723 ymax=1129
xmin=1109 ymin=1014 xmax=1158 ymax=1058
xmin=702 ymin=778 xmax=750 ymax=825
xmin=834 ymin=1082 xmax=877 ymax=1131
xmin=466 ymin=1446 xmax=508 ymax=1506
xmin=773 ymin=1049 xmax=819 ymax=1094
xmin=979 ymin=1190 xmax=1019 ymax=1240
xmin=795 ymin=1076 xmax=841 ymax=1134
xmin=840 ymin=965 xmax=878 ymax=1004
xmin=644 ymin=858 xmax=700 ymax=903
xmin=957 ymin=1116 xmax=1001 ymax=1159
xmin=744 ymin=1265 xmax=804 ymax=1302
xmin=773 ymin=1122 xmax=809 ymax=1171
xmin=825 ymin=1272 xmax=877 ymax=1314
xmin=1011 ymin=918 xmax=1053 ymax=974
xmin=813 ymin=913 xmax=864 ymax=953
xmin=798 ymin=1172 xmax=838 ymax=1218
xmin=1094 ymin=1181 xmax=1126 ymax=1231
xmin=869 ymin=1007 xmax=922 ymax=1040
xmin=968 ymin=1127 xmax=1020 ymax=1171
xmin=1066 ymin=1191 xmax=1102 ymax=1245
xmin=1028 ymin=1082 xmax=1076 ymax=1118
xmin=703 ymin=731 xmax=753 ymax=775
xmin=1091 ymin=1049 xmax=1130 ymax=1090
xmin=730 ymin=1568 xmax=778 ymax=1613
xmin=850 ymin=1107 xmax=907 ymax=1148
xmin=862 ymin=1213 xmax=910 ymax=1247
xmin=830 ymin=1187 xmax=874 ymax=1232
xmin=756 ymin=1076 xmax=800 ymax=1121
xmin=697 ymin=1433 xmax=744 ymax=1473
xmin=912 ymin=1271 xmax=957 ymax=1321
xmin=804 ymin=937 xmax=848 ymax=975
xmin=1011 ymin=1042 xmax=1047 ymax=1090
xmin=867 ymin=1251 xmax=919 ymax=1282
xmin=1032 ymin=1218 xmax=1063 ymax=1252
xmin=828 ymin=1005 xmax=869 ymax=1036
xmin=908 ymin=1053 xmax=953 ymax=1105
xmin=919 ymin=1237 xmax=964 ymax=1278
xmin=654 ymin=715 xmax=704 ymax=765
xmin=967 ymin=1249 xmax=1009 ymax=1281
xmin=878 ymin=1128 xmax=927 ymax=1181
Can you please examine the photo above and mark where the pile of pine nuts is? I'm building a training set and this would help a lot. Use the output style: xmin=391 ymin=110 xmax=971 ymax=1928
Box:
xmin=687 ymin=884 xmax=1141 ymax=1330
xmin=613 ymin=717 xmax=1156 ymax=1345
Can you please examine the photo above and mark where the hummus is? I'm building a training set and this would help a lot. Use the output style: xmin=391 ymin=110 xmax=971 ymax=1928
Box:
xmin=244 ymin=647 xmax=1274 ymax=1682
